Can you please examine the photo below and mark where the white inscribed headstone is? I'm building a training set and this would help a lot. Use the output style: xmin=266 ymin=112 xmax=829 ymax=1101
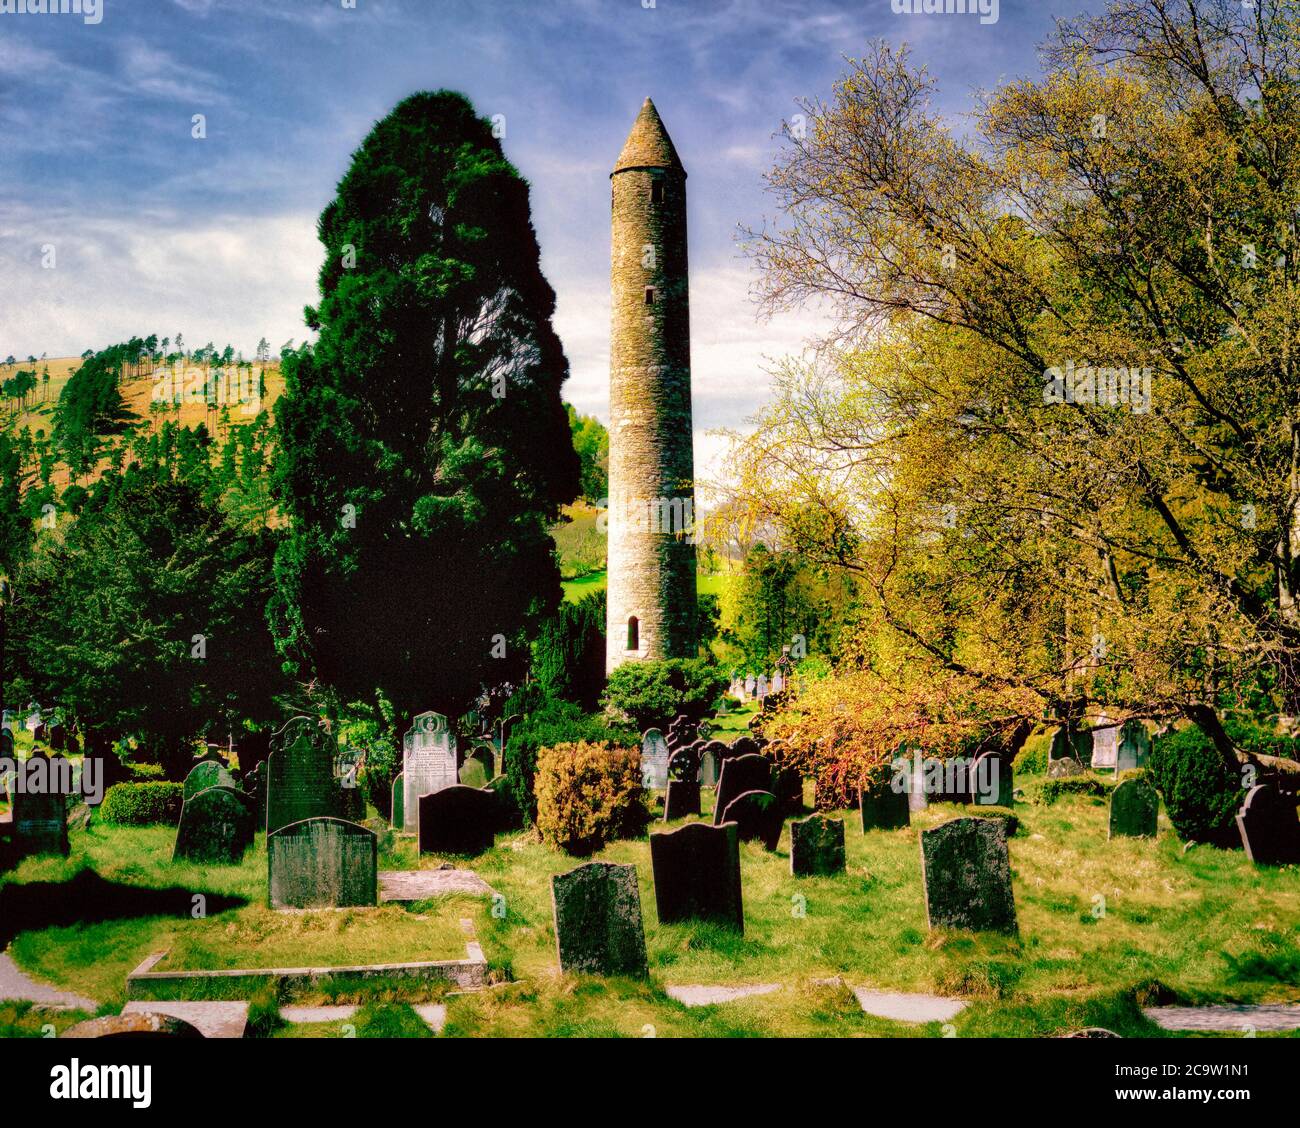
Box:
xmin=1091 ymin=713 xmax=1118 ymax=771
xmin=772 ymin=671 xmax=784 ymax=694
xmin=744 ymin=675 xmax=756 ymax=698
xmin=403 ymin=711 xmax=457 ymax=832
xmin=641 ymin=728 xmax=670 ymax=789
xmin=757 ymin=674 xmax=769 ymax=700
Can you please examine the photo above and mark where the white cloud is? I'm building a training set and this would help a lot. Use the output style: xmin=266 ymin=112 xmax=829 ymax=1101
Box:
xmin=0 ymin=207 xmax=321 ymax=359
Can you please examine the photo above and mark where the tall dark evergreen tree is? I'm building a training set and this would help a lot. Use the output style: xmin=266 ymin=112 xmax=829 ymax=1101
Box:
xmin=271 ymin=91 xmax=579 ymax=722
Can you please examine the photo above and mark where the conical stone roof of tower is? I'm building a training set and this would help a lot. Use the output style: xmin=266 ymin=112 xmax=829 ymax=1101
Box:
xmin=613 ymin=97 xmax=686 ymax=177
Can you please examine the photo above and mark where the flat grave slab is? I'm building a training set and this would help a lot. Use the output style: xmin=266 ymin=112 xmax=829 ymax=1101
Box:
xmin=121 ymin=1000 xmax=249 ymax=1039
xmin=1142 ymin=1004 xmax=1300 ymax=1033
xmin=852 ymin=988 xmax=968 ymax=1024
xmin=665 ymin=983 xmax=781 ymax=1007
xmin=379 ymin=869 xmax=496 ymax=902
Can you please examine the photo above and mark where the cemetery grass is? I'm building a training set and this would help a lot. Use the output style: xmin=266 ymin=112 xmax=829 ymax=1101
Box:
xmin=442 ymin=780 xmax=1300 ymax=1038
xmin=0 ymin=823 xmax=475 ymax=1008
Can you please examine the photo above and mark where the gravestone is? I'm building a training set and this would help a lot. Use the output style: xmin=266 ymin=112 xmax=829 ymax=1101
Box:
xmin=756 ymin=674 xmax=769 ymax=699
xmin=713 ymin=754 xmax=772 ymax=825
xmin=173 ymin=785 xmax=255 ymax=864
xmin=11 ymin=753 xmax=70 ymax=857
xmin=1048 ymin=756 xmax=1084 ymax=780
xmin=640 ymin=729 xmax=670 ymax=789
xmin=1116 ymin=720 xmax=1151 ymax=773
xmin=701 ymin=739 xmax=730 ymax=782
xmin=390 ymin=772 xmax=405 ymax=830
xmin=650 ymin=821 xmax=743 ymax=931
xmin=664 ymin=748 xmax=701 ymax=820
xmin=551 ymin=861 xmax=648 ymax=978
xmin=920 ymin=817 xmax=1018 ymax=935
xmin=403 ymin=711 xmax=458 ymax=833
xmin=183 ymin=760 xmax=234 ymax=804
xmin=1048 ymin=725 xmax=1090 ymax=765
xmin=772 ymin=764 xmax=803 ymax=815
xmin=666 ymin=716 xmax=697 ymax=749
xmin=1235 ymin=785 xmax=1300 ymax=866
xmin=744 ymin=675 xmax=756 ymax=698
xmin=265 ymin=717 xmax=343 ymax=835
xmin=458 ymin=756 xmax=490 ymax=790
xmin=860 ymin=783 xmax=910 ymax=831
xmin=418 ymin=785 xmax=498 ymax=856
xmin=790 ymin=814 xmax=845 ymax=877
xmin=268 ymin=817 xmax=377 ymax=909
xmin=970 ymin=750 xmax=1013 ymax=808
xmin=48 ymin=724 xmax=65 ymax=752
xmin=466 ymin=746 xmax=495 ymax=782
xmin=1090 ymin=713 xmax=1119 ymax=771
xmin=1108 ymin=777 xmax=1158 ymax=840
xmin=720 ymin=789 xmax=784 ymax=850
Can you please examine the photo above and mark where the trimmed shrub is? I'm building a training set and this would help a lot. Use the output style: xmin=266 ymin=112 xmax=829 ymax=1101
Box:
xmin=98 ymin=782 xmax=184 ymax=825
xmin=1147 ymin=725 xmax=1242 ymax=846
xmin=126 ymin=762 xmax=166 ymax=782
xmin=504 ymin=700 xmax=636 ymax=826
xmin=601 ymin=657 xmax=728 ymax=731
xmin=1039 ymin=774 xmax=1110 ymax=806
xmin=1013 ymin=724 xmax=1055 ymax=775
xmin=535 ymin=740 xmax=649 ymax=855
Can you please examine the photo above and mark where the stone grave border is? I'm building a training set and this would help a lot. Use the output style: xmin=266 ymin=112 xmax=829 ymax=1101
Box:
xmin=125 ymin=943 xmax=488 ymax=999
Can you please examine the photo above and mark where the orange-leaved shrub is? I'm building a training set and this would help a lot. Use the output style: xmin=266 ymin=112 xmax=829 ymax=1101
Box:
xmin=535 ymin=740 xmax=649 ymax=856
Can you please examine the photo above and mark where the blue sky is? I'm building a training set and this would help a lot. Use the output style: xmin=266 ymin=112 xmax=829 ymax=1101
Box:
xmin=0 ymin=0 xmax=1102 ymax=465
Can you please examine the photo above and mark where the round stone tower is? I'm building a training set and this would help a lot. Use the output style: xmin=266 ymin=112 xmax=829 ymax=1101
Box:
xmin=606 ymin=98 xmax=697 ymax=674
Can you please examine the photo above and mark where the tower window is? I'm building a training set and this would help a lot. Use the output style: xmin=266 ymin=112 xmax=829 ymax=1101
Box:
xmin=626 ymin=617 xmax=639 ymax=651
xmin=644 ymin=287 xmax=656 ymax=306
xmin=650 ymin=180 xmax=664 ymax=204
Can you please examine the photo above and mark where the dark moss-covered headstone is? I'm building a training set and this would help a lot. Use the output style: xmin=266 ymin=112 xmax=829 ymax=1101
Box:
xmin=267 ymin=816 xmax=377 ymax=909
xmin=173 ymin=785 xmax=255 ymax=864
xmin=663 ymin=747 xmax=701 ymax=820
xmin=720 ymin=789 xmax=784 ymax=850
xmin=1116 ymin=720 xmax=1151 ymax=774
xmin=713 ymin=754 xmax=772 ymax=826
xmin=650 ymin=820 xmax=743 ymax=931
xmin=790 ymin=814 xmax=845 ymax=877
xmin=417 ymin=784 xmax=498 ymax=856
xmin=183 ymin=760 xmax=235 ymax=804
xmin=265 ymin=717 xmax=344 ymax=835
xmin=860 ymin=782 xmax=910 ymax=831
xmin=390 ymin=771 xmax=405 ymax=830
xmin=458 ymin=757 xmax=490 ymax=789
xmin=551 ymin=861 xmax=648 ymax=978
xmin=463 ymin=746 xmax=494 ymax=786
xmin=1109 ymin=777 xmax=1158 ymax=840
xmin=921 ymin=817 xmax=1017 ymax=935
xmin=970 ymin=750 xmax=1013 ymax=809
xmin=11 ymin=753 xmax=70 ymax=858
xmin=1236 ymin=785 xmax=1300 ymax=866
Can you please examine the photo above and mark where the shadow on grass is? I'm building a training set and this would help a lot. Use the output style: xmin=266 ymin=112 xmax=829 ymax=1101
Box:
xmin=0 ymin=868 xmax=247 ymax=947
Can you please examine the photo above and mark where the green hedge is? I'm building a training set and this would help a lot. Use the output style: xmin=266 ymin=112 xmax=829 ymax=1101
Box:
xmin=1039 ymin=774 xmax=1109 ymax=805
xmin=98 ymin=782 xmax=184 ymax=825
xmin=1147 ymin=725 xmax=1242 ymax=846
xmin=504 ymin=699 xmax=636 ymax=826
xmin=601 ymin=657 xmax=728 ymax=732
xmin=1013 ymin=725 xmax=1055 ymax=775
